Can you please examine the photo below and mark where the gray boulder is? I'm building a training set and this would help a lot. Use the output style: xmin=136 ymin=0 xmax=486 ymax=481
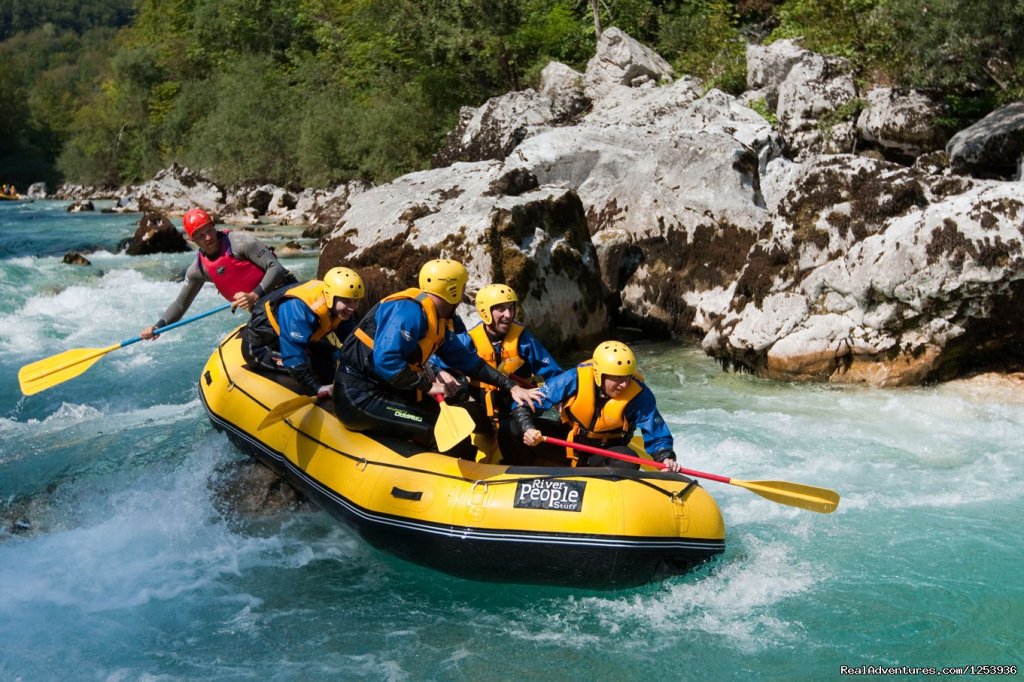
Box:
xmin=857 ymin=87 xmax=951 ymax=158
xmin=946 ymin=101 xmax=1024 ymax=179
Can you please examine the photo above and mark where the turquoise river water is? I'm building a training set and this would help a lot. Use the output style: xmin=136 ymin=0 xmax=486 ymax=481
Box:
xmin=0 ymin=200 xmax=1021 ymax=680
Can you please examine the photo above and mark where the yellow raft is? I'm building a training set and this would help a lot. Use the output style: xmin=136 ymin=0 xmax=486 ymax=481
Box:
xmin=199 ymin=328 xmax=726 ymax=588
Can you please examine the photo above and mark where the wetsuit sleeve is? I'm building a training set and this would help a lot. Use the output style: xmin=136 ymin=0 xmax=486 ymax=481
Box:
xmin=274 ymin=299 xmax=323 ymax=394
xmin=430 ymin=331 xmax=472 ymax=373
xmin=227 ymin=232 xmax=291 ymax=297
xmin=519 ymin=329 xmax=564 ymax=381
xmin=511 ymin=368 xmax=576 ymax=432
xmin=627 ymin=385 xmax=674 ymax=455
xmin=276 ymin=299 xmax=319 ymax=370
xmin=370 ymin=301 xmax=432 ymax=392
xmin=437 ymin=329 xmax=491 ymax=374
xmin=155 ymin=262 xmax=206 ymax=327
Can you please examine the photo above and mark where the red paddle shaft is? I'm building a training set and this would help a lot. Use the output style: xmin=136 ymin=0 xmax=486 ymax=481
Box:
xmin=541 ymin=436 xmax=731 ymax=483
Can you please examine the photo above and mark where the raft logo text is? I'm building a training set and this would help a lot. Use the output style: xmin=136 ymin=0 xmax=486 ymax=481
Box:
xmin=514 ymin=479 xmax=585 ymax=512
xmin=840 ymin=665 xmax=1017 ymax=676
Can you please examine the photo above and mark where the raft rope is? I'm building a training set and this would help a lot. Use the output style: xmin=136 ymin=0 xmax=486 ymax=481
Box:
xmin=214 ymin=333 xmax=698 ymax=500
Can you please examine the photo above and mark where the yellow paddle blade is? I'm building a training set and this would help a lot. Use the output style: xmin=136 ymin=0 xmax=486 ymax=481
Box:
xmin=258 ymin=395 xmax=318 ymax=430
xmin=18 ymin=344 xmax=121 ymax=396
xmin=733 ymin=479 xmax=840 ymax=514
xmin=434 ymin=401 xmax=476 ymax=453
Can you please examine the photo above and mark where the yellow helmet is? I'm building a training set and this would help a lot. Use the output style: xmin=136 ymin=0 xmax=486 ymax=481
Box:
xmin=322 ymin=267 xmax=365 ymax=302
xmin=475 ymin=284 xmax=518 ymax=324
xmin=419 ymin=258 xmax=468 ymax=304
xmin=591 ymin=341 xmax=637 ymax=384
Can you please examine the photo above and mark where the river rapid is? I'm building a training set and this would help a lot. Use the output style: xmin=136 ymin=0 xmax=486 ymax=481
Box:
xmin=1 ymin=201 xmax=1021 ymax=680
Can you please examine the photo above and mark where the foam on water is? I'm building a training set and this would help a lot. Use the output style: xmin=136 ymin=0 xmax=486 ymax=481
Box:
xmin=2 ymin=206 xmax=1022 ymax=679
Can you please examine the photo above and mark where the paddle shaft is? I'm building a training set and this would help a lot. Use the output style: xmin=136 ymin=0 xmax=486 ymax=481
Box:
xmin=541 ymin=436 xmax=669 ymax=470
xmin=541 ymin=436 xmax=839 ymax=513
xmin=21 ymin=302 xmax=232 ymax=385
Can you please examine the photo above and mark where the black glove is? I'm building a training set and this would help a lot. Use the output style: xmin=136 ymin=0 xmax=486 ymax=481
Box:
xmin=288 ymin=364 xmax=323 ymax=396
xmin=652 ymin=449 xmax=676 ymax=463
xmin=473 ymin=362 xmax=515 ymax=392
xmin=512 ymin=405 xmax=537 ymax=435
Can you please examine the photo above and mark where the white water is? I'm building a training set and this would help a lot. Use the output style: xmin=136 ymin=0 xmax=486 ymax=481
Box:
xmin=1 ymin=202 xmax=1021 ymax=680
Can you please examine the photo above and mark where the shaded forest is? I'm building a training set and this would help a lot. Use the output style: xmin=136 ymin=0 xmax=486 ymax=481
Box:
xmin=1 ymin=0 xmax=1022 ymax=191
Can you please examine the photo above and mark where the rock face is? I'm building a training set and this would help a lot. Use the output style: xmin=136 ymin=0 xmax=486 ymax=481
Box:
xmin=328 ymin=29 xmax=776 ymax=347
xmin=856 ymin=88 xmax=951 ymax=159
xmin=115 ymin=29 xmax=1024 ymax=386
xmin=946 ymin=101 xmax=1024 ymax=179
xmin=702 ymin=155 xmax=1024 ymax=385
xmin=320 ymin=163 xmax=608 ymax=351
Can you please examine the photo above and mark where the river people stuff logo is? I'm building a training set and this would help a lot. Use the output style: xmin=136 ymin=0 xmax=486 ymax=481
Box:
xmin=513 ymin=479 xmax=585 ymax=512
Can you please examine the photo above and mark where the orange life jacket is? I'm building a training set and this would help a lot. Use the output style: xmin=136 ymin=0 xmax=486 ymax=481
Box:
xmin=561 ymin=362 xmax=643 ymax=463
xmin=265 ymin=279 xmax=338 ymax=343
xmin=468 ymin=322 xmax=527 ymax=418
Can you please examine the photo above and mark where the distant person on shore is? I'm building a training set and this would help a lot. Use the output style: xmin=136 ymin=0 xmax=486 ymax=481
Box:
xmin=242 ymin=267 xmax=365 ymax=397
xmin=140 ymin=208 xmax=296 ymax=340
xmin=514 ymin=340 xmax=683 ymax=472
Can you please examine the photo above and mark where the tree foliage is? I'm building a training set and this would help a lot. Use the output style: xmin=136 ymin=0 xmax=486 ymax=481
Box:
xmin=2 ymin=0 xmax=1022 ymax=190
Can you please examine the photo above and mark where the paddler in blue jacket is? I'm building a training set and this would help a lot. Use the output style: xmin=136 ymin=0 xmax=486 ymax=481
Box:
xmin=333 ymin=259 xmax=542 ymax=459
xmin=514 ymin=340 xmax=683 ymax=471
xmin=433 ymin=283 xmax=563 ymax=464
xmin=141 ymin=208 xmax=296 ymax=340
xmin=242 ymin=267 xmax=364 ymax=398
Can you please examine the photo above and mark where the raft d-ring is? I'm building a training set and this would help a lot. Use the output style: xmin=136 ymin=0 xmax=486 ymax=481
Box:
xmin=356 ymin=458 xmax=368 ymax=472
xmin=670 ymin=490 xmax=682 ymax=505
xmin=471 ymin=481 xmax=489 ymax=494
xmin=226 ymin=380 xmax=236 ymax=392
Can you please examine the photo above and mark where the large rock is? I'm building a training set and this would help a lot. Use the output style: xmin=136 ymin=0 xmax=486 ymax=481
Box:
xmin=703 ymin=155 xmax=1024 ymax=385
xmin=583 ymin=27 xmax=675 ymax=103
xmin=946 ymin=101 xmax=1024 ymax=179
xmin=775 ymin=49 xmax=858 ymax=158
xmin=134 ymin=163 xmax=226 ymax=216
xmin=320 ymin=162 xmax=608 ymax=352
xmin=504 ymin=85 xmax=777 ymax=336
xmin=856 ymin=87 xmax=951 ymax=159
xmin=124 ymin=213 xmax=191 ymax=255
xmin=745 ymin=39 xmax=806 ymax=111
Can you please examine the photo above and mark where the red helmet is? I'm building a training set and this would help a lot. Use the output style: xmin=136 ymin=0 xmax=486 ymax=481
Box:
xmin=182 ymin=208 xmax=214 ymax=238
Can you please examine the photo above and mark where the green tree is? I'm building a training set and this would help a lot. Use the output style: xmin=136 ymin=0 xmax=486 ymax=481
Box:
xmin=182 ymin=54 xmax=298 ymax=184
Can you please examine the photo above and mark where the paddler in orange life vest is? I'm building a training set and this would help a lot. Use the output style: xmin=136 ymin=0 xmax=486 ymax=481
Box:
xmin=514 ymin=341 xmax=683 ymax=472
xmin=242 ymin=267 xmax=364 ymax=398
xmin=140 ymin=208 xmax=296 ymax=340
xmin=333 ymin=259 xmax=543 ymax=459
xmin=432 ymin=283 xmax=563 ymax=464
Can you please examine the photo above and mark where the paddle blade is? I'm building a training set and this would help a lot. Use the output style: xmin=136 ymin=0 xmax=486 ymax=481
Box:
xmin=258 ymin=395 xmax=318 ymax=430
xmin=18 ymin=345 xmax=119 ymax=395
xmin=434 ymin=401 xmax=476 ymax=452
xmin=734 ymin=479 xmax=840 ymax=514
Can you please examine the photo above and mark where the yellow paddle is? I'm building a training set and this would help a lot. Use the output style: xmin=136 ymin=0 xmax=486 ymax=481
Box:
xmin=433 ymin=394 xmax=476 ymax=452
xmin=258 ymin=395 xmax=319 ymax=430
xmin=18 ymin=303 xmax=232 ymax=396
xmin=542 ymin=436 xmax=840 ymax=514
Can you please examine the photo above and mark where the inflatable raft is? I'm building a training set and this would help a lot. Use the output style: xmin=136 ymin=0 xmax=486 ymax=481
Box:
xmin=199 ymin=328 xmax=726 ymax=588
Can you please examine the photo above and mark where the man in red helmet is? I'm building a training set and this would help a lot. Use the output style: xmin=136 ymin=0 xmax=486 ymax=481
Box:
xmin=140 ymin=207 xmax=296 ymax=340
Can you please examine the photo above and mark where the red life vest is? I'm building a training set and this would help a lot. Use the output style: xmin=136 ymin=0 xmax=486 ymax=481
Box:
xmin=198 ymin=232 xmax=265 ymax=301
